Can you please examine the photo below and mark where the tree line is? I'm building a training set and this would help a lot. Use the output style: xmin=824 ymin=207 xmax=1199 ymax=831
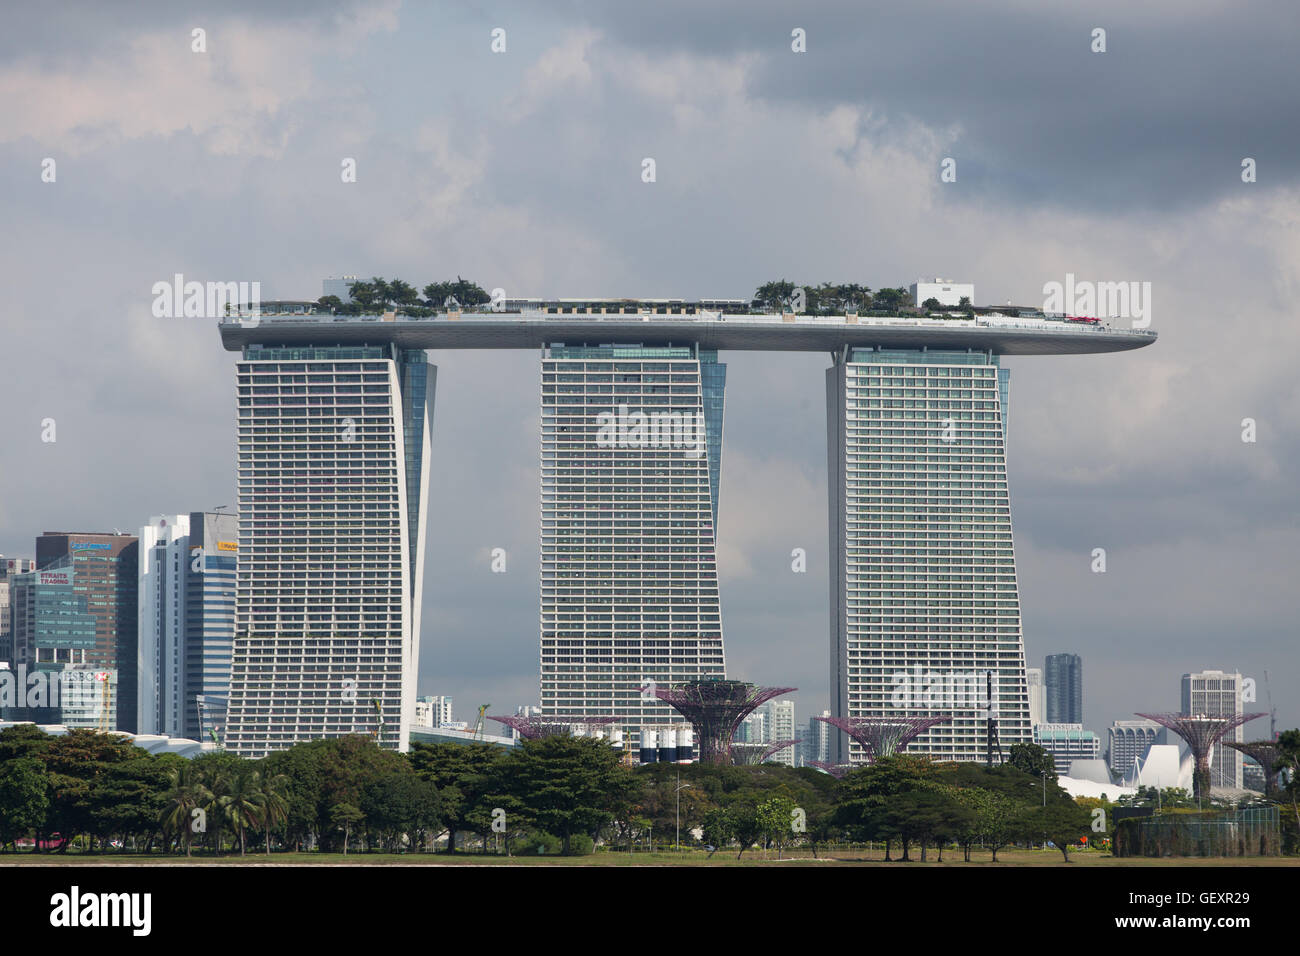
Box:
xmin=1 ymin=726 xmax=1294 ymax=859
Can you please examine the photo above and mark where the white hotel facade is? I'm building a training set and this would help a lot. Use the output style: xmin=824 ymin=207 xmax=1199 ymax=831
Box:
xmin=827 ymin=347 xmax=1032 ymax=763
xmin=223 ymin=344 xmax=434 ymax=756
xmin=540 ymin=345 xmax=726 ymax=739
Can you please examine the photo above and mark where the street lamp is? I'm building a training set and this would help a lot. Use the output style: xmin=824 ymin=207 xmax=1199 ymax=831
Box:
xmin=675 ymin=770 xmax=693 ymax=853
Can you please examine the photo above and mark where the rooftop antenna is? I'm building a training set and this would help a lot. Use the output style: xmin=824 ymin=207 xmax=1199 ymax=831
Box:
xmin=212 ymin=505 xmax=229 ymax=514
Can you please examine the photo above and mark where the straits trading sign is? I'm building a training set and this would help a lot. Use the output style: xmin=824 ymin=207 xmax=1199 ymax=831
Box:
xmin=38 ymin=569 xmax=72 ymax=587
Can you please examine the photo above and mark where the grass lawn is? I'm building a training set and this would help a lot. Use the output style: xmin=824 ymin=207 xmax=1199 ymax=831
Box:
xmin=5 ymin=847 xmax=1298 ymax=866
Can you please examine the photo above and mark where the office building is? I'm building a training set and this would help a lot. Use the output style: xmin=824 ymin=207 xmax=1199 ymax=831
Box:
xmin=1045 ymin=653 xmax=1083 ymax=724
xmin=736 ymin=711 xmax=765 ymax=745
xmin=1026 ymin=666 xmax=1045 ymax=728
xmin=1033 ymin=723 xmax=1101 ymax=775
xmin=1 ymin=558 xmax=36 ymax=663
xmin=540 ymin=345 xmax=726 ymax=743
xmin=32 ymin=533 xmax=138 ymax=731
xmin=828 ymin=348 xmax=1031 ymax=763
xmin=1182 ymin=669 xmax=1246 ymax=790
xmin=223 ymin=343 xmax=435 ymax=756
xmin=1107 ymin=719 xmax=1166 ymax=779
xmin=138 ymin=511 xmax=238 ymax=739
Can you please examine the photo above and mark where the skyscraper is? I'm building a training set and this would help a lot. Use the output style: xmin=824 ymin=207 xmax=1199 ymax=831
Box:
xmin=1181 ymin=669 xmax=1245 ymax=790
xmin=223 ymin=343 xmax=435 ymax=756
xmin=828 ymin=348 xmax=1030 ymax=763
xmin=801 ymin=709 xmax=832 ymax=767
xmin=764 ymin=698 xmax=796 ymax=766
xmin=138 ymin=511 xmax=238 ymax=739
xmin=1 ymin=557 xmax=36 ymax=663
xmin=540 ymin=345 xmax=725 ymax=741
xmin=1045 ymin=653 xmax=1083 ymax=724
xmin=1026 ymin=666 xmax=1045 ymax=728
xmin=34 ymin=533 xmax=138 ymax=731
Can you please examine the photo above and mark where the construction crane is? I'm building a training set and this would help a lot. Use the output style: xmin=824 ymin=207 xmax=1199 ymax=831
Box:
xmin=370 ymin=698 xmax=385 ymax=740
xmin=471 ymin=704 xmax=489 ymax=740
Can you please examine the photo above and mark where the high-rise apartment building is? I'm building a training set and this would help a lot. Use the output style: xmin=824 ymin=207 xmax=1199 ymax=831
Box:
xmin=1181 ymin=669 xmax=1245 ymax=790
xmin=764 ymin=699 xmax=797 ymax=766
xmin=539 ymin=345 xmax=726 ymax=742
xmin=414 ymin=694 xmax=454 ymax=728
xmin=1107 ymin=718 xmax=1165 ymax=779
xmin=1045 ymin=653 xmax=1083 ymax=724
xmin=801 ymin=709 xmax=832 ymax=767
xmin=138 ymin=511 xmax=238 ymax=739
xmin=223 ymin=343 xmax=435 ymax=756
xmin=33 ymin=533 xmax=138 ymax=731
xmin=828 ymin=348 xmax=1030 ymax=763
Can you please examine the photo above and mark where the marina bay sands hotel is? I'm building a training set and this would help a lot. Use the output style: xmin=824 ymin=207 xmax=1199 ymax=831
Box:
xmin=217 ymin=299 xmax=1156 ymax=763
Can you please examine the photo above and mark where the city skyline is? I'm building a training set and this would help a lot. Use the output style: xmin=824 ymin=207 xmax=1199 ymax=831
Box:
xmin=2 ymin=0 xmax=1298 ymax=746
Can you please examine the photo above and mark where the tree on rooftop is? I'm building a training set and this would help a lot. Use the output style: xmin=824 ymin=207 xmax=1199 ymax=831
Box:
xmin=753 ymin=279 xmax=796 ymax=311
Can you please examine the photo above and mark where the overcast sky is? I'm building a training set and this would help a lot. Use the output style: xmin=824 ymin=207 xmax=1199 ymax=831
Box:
xmin=1 ymin=1 xmax=1296 ymax=740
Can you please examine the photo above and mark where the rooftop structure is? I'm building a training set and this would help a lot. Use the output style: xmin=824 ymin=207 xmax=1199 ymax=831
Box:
xmin=647 ymin=680 xmax=796 ymax=765
xmin=1136 ymin=712 xmax=1266 ymax=801
xmin=219 ymin=308 xmax=1155 ymax=356
xmin=816 ymin=714 xmax=952 ymax=763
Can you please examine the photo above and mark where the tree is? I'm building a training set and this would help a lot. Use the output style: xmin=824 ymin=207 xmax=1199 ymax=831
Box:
xmin=317 ymin=295 xmax=342 ymax=312
xmin=225 ymin=765 xmax=264 ymax=856
xmin=330 ymin=803 xmax=364 ymax=855
xmin=753 ymin=280 xmax=796 ymax=312
xmin=756 ymin=795 xmax=798 ymax=859
xmin=409 ymin=742 xmax=505 ymax=852
xmin=700 ymin=806 xmax=733 ymax=858
xmin=160 ymin=763 xmax=212 ymax=858
xmin=1038 ymin=798 xmax=1093 ymax=862
xmin=258 ymin=771 xmax=290 ymax=855
xmin=921 ymin=297 xmax=942 ymax=311
xmin=1008 ymin=742 xmax=1057 ymax=782
xmin=0 ymin=758 xmax=49 ymax=851
xmin=498 ymin=736 xmax=637 ymax=855
xmin=362 ymin=773 xmax=440 ymax=852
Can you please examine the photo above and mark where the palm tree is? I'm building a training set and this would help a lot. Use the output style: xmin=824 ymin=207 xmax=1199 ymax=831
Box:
xmin=160 ymin=764 xmax=212 ymax=858
xmin=258 ymin=771 xmax=291 ymax=855
xmin=225 ymin=766 xmax=264 ymax=856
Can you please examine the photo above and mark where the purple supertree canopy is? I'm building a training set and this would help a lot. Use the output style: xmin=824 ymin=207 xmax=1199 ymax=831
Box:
xmin=645 ymin=680 xmax=796 ymax=765
xmin=730 ymin=739 xmax=801 ymax=766
xmin=1222 ymin=739 xmax=1282 ymax=797
xmin=487 ymin=714 xmax=619 ymax=740
xmin=807 ymin=760 xmax=851 ymax=779
xmin=815 ymin=714 xmax=952 ymax=763
xmin=1136 ymin=712 xmax=1266 ymax=800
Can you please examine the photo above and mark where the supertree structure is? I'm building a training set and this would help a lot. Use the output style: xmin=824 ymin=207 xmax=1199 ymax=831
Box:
xmin=730 ymin=739 xmax=801 ymax=767
xmin=488 ymin=714 xmax=619 ymax=740
xmin=815 ymin=714 xmax=952 ymax=764
xmin=645 ymin=680 xmax=796 ymax=765
xmin=807 ymin=760 xmax=852 ymax=779
xmin=1136 ymin=712 xmax=1266 ymax=802
xmin=1223 ymin=739 xmax=1283 ymax=798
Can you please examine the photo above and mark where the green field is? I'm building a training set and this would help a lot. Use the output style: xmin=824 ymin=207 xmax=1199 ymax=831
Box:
xmin=5 ymin=848 xmax=1298 ymax=866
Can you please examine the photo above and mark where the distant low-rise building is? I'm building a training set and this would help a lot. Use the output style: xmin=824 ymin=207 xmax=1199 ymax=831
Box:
xmin=1034 ymin=723 xmax=1101 ymax=775
xmin=1107 ymin=719 xmax=1166 ymax=779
